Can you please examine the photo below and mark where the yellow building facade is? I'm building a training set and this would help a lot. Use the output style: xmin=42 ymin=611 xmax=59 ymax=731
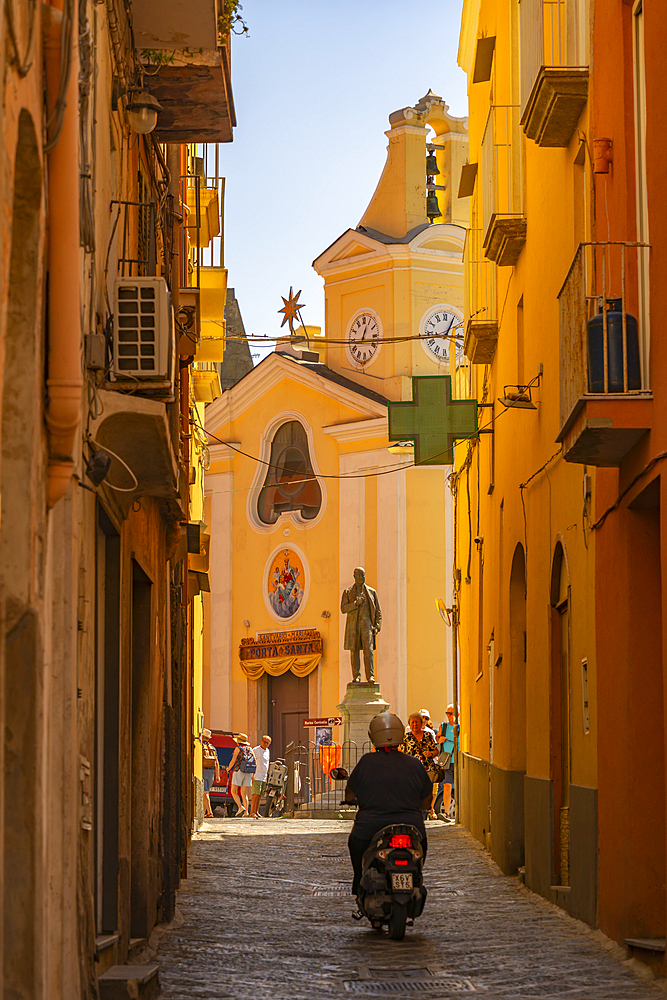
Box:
xmin=204 ymin=93 xmax=468 ymax=758
xmin=455 ymin=0 xmax=598 ymax=924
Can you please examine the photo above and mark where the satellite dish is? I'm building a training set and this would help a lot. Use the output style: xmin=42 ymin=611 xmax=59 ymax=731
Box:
xmin=435 ymin=598 xmax=451 ymax=626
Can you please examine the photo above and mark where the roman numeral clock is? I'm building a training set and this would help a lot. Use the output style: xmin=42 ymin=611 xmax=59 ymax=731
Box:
xmin=420 ymin=304 xmax=463 ymax=364
xmin=345 ymin=309 xmax=382 ymax=368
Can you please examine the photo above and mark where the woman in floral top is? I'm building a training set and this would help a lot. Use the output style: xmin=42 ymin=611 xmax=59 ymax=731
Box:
xmin=401 ymin=712 xmax=440 ymax=818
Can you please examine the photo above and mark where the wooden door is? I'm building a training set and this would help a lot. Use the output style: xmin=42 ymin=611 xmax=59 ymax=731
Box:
xmin=268 ymin=671 xmax=309 ymax=760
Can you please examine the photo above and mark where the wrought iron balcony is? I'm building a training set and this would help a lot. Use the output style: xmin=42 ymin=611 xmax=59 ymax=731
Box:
xmin=481 ymin=106 xmax=526 ymax=266
xmin=464 ymin=228 xmax=499 ymax=363
xmin=556 ymin=242 xmax=652 ymax=466
xmin=520 ymin=0 xmax=588 ymax=147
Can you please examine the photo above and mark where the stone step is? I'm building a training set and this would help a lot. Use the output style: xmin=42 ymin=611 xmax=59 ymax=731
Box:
xmin=98 ymin=964 xmax=160 ymax=1000
xmin=625 ymin=938 xmax=666 ymax=953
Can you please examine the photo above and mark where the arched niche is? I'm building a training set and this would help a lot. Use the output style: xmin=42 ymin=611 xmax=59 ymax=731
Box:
xmin=509 ymin=542 xmax=526 ymax=771
xmin=2 ymin=109 xmax=43 ymax=1000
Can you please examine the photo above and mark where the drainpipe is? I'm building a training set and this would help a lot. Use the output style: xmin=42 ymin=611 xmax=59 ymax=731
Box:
xmin=43 ymin=0 xmax=83 ymax=507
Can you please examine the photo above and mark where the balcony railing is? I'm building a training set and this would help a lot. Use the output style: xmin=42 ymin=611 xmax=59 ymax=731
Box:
xmin=557 ymin=242 xmax=652 ymax=465
xmin=519 ymin=0 xmax=588 ymax=146
xmin=481 ymin=106 xmax=526 ymax=266
xmin=178 ymin=148 xmax=227 ymax=364
xmin=464 ymin=228 xmax=499 ymax=364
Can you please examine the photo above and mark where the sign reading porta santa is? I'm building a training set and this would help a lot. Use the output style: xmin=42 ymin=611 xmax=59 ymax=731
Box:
xmin=239 ymin=628 xmax=323 ymax=680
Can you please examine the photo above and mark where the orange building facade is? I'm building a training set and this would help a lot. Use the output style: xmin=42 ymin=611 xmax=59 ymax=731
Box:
xmin=456 ymin=0 xmax=667 ymax=965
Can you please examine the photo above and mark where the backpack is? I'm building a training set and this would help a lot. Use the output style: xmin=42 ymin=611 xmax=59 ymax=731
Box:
xmin=238 ymin=744 xmax=257 ymax=774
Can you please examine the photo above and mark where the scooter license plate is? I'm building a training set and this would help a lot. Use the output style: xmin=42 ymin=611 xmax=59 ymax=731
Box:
xmin=391 ymin=872 xmax=413 ymax=890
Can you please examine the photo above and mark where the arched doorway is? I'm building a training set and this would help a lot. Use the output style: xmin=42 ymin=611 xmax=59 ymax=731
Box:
xmin=550 ymin=542 xmax=570 ymax=886
xmin=509 ymin=543 xmax=526 ymax=772
xmin=268 ymin=670 xmax=309 ymax=759
xmin=2 ymin=110 xmax=43 ymax=999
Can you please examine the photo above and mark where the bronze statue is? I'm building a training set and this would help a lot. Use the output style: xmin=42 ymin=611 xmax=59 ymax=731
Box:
xmin=341 ymin=567 xmax=382 ymax=683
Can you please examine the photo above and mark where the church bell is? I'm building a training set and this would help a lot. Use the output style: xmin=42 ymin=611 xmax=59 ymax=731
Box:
xmin=426 ymin=191 xmax=442 ymax=221
xmin=426 ymin=151 xmax=440 ymax=175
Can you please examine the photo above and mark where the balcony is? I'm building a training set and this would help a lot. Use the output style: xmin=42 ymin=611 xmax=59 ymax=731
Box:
xmin=556 ymin=242 xmax=652 ymax=466
xmin=481 ymin=106 xmax=526 ymax=266
xmin=192 ymin=363 xmax=222 ymax=402
xmin=520 ymin=0 xmax=588 ymax=147
xmin=177 ymin=165 xmax=227 ymax=363
xmin=134 ymin=2 xmax=236 ymax=142
xmin=464 ymin=229 xmax=499 ymax=363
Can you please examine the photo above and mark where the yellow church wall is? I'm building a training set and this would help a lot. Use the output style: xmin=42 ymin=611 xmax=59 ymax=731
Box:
xmin=206 ymin=364 xmax=396 ymax=743
xmin=405 ymin=467 xmax=449 ymax=725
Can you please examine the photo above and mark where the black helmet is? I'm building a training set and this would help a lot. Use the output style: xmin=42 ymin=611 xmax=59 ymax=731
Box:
xmin=368 ymin=712 xmax=405 ymax=748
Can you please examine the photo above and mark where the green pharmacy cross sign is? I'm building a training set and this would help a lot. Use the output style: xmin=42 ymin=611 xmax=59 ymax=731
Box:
xmin=388 ymin=376 xmax=478 ymax=466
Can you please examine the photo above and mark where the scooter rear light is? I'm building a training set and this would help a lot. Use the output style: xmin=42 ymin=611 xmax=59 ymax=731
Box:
xmin=389 ymin=834 xmax=413 ymax=848
xmin=395 ymin=860 xmax=408 ymax=865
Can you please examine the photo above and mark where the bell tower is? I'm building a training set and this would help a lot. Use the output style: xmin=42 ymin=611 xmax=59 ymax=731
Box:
xmin=312 ymin=93 xmax=469 ymax=401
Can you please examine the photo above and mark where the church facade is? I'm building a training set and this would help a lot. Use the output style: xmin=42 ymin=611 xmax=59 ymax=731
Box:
xmin=204 ymin=93 xmax=469 ymax=757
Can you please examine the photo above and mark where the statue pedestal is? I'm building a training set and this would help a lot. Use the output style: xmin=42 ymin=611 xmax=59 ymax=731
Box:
xmin=338 ymin=682 xmax=389 ymax=768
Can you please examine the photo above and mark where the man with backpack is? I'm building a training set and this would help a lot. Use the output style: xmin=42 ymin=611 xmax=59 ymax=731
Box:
xmin=228 ymin=733 xmax=256 ymax=817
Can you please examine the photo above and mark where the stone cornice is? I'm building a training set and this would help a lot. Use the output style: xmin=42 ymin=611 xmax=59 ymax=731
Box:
xmin=321 ymin=416 xmax=388 ymax=444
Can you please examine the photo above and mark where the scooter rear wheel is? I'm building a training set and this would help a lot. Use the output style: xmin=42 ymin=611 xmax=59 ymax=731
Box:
xmin=387 ymin=901 xmax=408 ymax=940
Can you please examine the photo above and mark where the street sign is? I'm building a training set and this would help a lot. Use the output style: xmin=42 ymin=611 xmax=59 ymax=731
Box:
xmin=303 ymin=716 xmax=342 ymax=727
xmin=388 ymin=375 xmax=478 ymax=465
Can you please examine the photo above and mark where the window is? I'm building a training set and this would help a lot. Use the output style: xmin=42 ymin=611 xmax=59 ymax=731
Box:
xmin=257 ymin=421 xmax=322 ymax=525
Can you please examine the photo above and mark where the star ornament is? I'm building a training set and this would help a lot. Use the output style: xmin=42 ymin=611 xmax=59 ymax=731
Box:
xmin=278 ymin=287 xmax=306 ymax=334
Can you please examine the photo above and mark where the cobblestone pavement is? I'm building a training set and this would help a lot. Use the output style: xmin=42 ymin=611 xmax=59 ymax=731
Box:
xmin=154 ymin=818 xmax=665 ymax=999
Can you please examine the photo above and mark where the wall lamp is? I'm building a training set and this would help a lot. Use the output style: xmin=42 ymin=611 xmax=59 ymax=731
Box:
xmin=243 ymin=619 xmax=250 ymax=628
xmin=321 ymin=610 xmax=331 ymax=619
xmin=112 ymin=81 xmax=162 ymax=134
xmin=125 ymin=90 xmax=162 ymax=134
xmin=498 ymin=384 xmax=537 ymax=410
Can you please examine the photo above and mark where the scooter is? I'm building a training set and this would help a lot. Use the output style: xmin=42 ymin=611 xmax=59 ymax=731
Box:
xmin=264 ymin=760 xmax=288 ymax=817
xmin=355 ymin=823 xmax=427 ymax=940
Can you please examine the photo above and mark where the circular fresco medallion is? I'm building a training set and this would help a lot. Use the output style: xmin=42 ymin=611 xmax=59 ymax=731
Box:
xmin=266 ymin=548 xmax=305 ymax=620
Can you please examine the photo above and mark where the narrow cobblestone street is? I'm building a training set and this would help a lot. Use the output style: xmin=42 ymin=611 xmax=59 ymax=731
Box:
xmin=154 ymin=820 xmax=665 ymax=999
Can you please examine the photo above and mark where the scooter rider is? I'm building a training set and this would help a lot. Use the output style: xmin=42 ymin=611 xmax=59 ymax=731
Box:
xmin=344 ymin=713 xmax=433 ymax=896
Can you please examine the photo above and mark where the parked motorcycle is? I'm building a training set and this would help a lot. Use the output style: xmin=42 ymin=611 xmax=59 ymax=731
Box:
xmin=355 ymin=823 xmax=427 ymax=939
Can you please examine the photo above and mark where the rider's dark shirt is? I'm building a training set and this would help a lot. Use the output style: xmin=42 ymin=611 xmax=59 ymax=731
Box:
xmin=347 ymin=748 xmax=432 ymax=840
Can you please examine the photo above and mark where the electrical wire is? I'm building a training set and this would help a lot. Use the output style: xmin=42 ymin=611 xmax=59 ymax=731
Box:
xmin=87 ymin=434 xmax=139 ymax=492
xmin=590 ymin=450 xmax=667 ymax=531
xmin=199 ymin=400 xmax=511 ymax=485
xmin=220 ymin=329 xmax=466 ymax=347
xmin=5 ymin=0 xmax=36 ymax=76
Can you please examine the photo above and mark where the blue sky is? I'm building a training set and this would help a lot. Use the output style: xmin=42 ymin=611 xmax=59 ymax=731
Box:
xmin=220 ymin=0 xmax=467 ymax=361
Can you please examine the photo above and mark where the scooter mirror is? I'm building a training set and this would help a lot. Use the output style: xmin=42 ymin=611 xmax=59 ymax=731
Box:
xmin=330 ymin=767 xmax=349 ymax=781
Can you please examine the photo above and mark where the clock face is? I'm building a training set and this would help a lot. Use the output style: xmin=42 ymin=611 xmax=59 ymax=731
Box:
xmin=346 ymin=310 xmax=382 ymax=367
xmin=420 ymin=304 xmax=463 ymax=364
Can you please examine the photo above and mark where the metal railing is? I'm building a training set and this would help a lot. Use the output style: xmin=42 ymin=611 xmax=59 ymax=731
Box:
xmin=464 ymin=228 xmax=498 ymax=328
xmin=520 ymin=0 xmax=582 ymax=113
xmin=284 ymin=740 xmax=370 ymax=815
xmin=111 ymin=199 xmax=161 ymax=278
xmin=480 ymin=105 xmax=523 ymax=239
xmin=557 ymin=241 xmax=651 ymax=426
xmin=191 ymin=143 xmax=225 ymax=268
xmin=178 ymin=145 xmax=226 ymax=291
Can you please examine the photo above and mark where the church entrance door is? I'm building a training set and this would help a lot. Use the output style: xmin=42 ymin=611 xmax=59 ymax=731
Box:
xmin=268 ymin=671 xmax=309 ymax=760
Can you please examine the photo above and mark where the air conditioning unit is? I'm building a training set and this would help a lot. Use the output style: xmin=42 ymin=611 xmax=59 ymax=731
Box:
xmin=113 ymin=277 xmax=171 ymax=380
